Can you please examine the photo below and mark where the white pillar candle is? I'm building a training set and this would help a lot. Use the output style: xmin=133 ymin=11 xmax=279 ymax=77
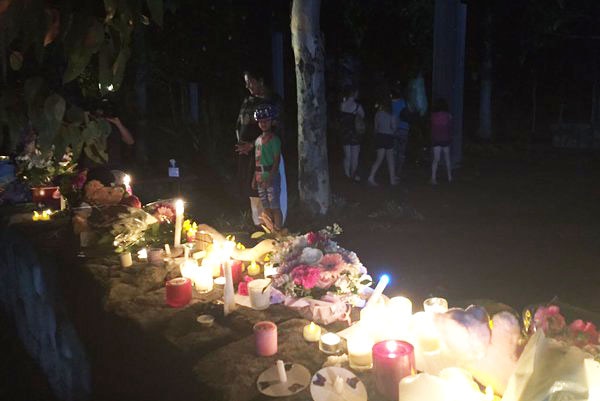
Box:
xmin=334 ymin=376 xmax=344 ymax=394
xmin=398 ymin=373 xmax=448 ymax=401
xmin=195 ymin=265 xmax=213 ymax=293
xmin=366 ymin=274 xmax=390 ymax=309
xmin=387 ymin=296 xmax=413 ymax=340
xmin=347 ymin=331 xmax=373 ymax=370
xmin=423 ymin=297 xmax=448 ymax=314
xmin=180 ymin=259 xmax=199 ymax=281
xmin=223 ymin=261 xmax=236 ymax=316
xmin=276 ymin=360 xmax=287 ymax=383
xmin=302 ymin=322 xmax=321 ymax=342
xmin=164 ymin=243 xmax=171 ymax=256
xmin=360 ymin=301 xmax=388 ymax=342
xmin=174 ymin=199 xmax=184 ymax=247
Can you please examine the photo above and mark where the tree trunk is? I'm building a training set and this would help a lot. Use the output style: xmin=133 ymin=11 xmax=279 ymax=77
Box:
xmin=291 ymin=0 xmax=330 ymax=215
xmin=478 ymin=0 xmax=493 ymax=140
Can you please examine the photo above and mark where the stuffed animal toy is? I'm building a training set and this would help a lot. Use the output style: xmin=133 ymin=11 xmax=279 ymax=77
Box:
xmin=83 ymin=179 xmax=125 ymax=205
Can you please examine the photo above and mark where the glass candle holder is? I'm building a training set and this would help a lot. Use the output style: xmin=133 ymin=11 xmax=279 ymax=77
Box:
xmin=254 ymin=321 xmax=277 ymax=356
xmin=347 ymin=332 xmax=373 ymax=371
xmin=423 ymin=297 xmax=448 ymax=314
xmin=372 ymin=340 xmax=415 ymax=400
xmin=319 ymin=332 xmax=342 ymax=355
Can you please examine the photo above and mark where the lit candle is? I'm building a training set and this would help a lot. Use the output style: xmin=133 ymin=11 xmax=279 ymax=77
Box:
xmin=123 ymin=174 xmax=132 ymax=195
xmin=254 ymin=321 xmax=277 ymax=356
xmin=372 ymin=340 xmax=415 ymax=400
xmin=387 ymin=296 xmax=413 ymax=339
xmin=319 ymin=332 xmax=342 ymax=355
xmin=221 ymin=260 xmax=243 ymax=284
xmin=180 ymin=259 xmax=199 ymax=282
xmin=347 ymin=331 xmax=374 ymax=370
xmin=276 ymin=360 xmax=287 ymax=383
xmin=247 ymin=260 xmax=260 ymax=276
xmin=302 ymin=322 xmax=321 ymax=342
xmin=195 ymin=265 xmax=213 ymax=293
xmin=32 ymin=211 xmax=40 ymax=221
xmin=165 ymin=277 xmax=192 ymax=308
xmin=366 ymin=274 xmax=390 ymax=308
xmin=423 ymin=297 xmax=448 ymax=314
xmin=174 ymin=199 xmax=184 ymax=247
xmin=214 ymin=276 xmax=226 ymax=286
xmin=398 ymin=373 xmax=448 ymax=401
xmin=41 ymin=209 xmax=51 ymax=220
xmin=360 ymin=300 xmax=388 ymax=342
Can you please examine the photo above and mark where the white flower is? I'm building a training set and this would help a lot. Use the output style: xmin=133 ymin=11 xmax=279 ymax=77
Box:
xmin=336 ymin=275 xmax=352 ymax=293
xmin=300 ymin=247 xmax=323 ymax=265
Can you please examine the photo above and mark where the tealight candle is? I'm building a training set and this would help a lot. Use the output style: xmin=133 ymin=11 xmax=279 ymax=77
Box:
xmin=214 ymin=276 xmax=226 ymax=286
xmin=372 ymin=340 xmax=415 ymax=400
xmin=247 ymin=260 xmax=260 ymax=276
xmin=319 ymin=332 xmax=342 ymax=355
xmin=303 ymin=322 xmax=321 ymax=342
xmin=32 ymin=211 xmax=40 ymax=221
xmin=423 ymin=297 xmax=448 ymax=314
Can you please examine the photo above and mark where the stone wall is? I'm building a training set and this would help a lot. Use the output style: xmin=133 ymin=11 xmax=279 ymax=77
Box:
xmin=0 ymin=223 xmax=91 ymax=401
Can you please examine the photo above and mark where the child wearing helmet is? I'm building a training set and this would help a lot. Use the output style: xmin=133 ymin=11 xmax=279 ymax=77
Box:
xmin=251 ymin=104 xmax=283 ymax=231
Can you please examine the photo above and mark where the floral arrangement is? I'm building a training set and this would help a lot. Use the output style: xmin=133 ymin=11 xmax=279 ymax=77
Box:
xmin=530 ymin=304 xmax=600 ymax=359
xmin=110 ymin=207 xmax=157 ymax=253
xmin=15 ymin=146 xmax=76 ymax=187
xmin=142 ymin=201 xmax=176 ymax=246
xmin=270 ymin=224 xmax=372 ymax=302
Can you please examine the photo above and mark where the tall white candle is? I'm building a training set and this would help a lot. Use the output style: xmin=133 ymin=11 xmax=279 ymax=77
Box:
xmin=366 ymin=274 xmax=390 ymax=308
xmin=276 ymin=360 xmax=287 ymax=383
xmin=174 ymin=199 xmax=184 ymax=247
xmin=334 ymin=376 xmax=344 ymax=394
xmin=223 ymin=261 xmax=236 ymax=316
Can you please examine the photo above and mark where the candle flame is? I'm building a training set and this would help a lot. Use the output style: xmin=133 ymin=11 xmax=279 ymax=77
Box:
xmin=385 ymin=340 xmax=398 ymax=353
xmin=309 ymin=322 xmax=316 ymax=331
xmin=123 ymin=174 xmax=131 ymax=186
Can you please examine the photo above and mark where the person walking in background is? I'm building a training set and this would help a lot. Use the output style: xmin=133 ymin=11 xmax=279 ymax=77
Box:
xmin=390 ymin=82 xmax=411 ymax=178
xmin=430 ymin=98 xmax=453 ymax=185
xmin=234 ymin=68 xmax=282 ymax=217
xmin=338 ymin=86 xmax=365 ymax=182
xmin=367 ymin=98 xmax=398 ymax=186
xmin=251 ymin=104 xmax=283 ymax=231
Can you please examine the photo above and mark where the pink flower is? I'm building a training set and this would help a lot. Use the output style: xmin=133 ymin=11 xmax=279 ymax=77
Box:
xmin=568 ymin=319 xmax=599 ymax=347
xmin=319 ymin=253 xmax=345 ymax=273
xmin=315 ymin=270 xmax=339 ymax=289
xmin=306 ymin=232 xmax=318 ymax=246
xmin=238 ymin=276 xmax=255 ymax=296
xmin=290 ymin=265 xmax=322 ymax=289
xmin=154 ymin=205 xmax=175 ymax=223
xmin=534 ymin=305 xmax=566 ymax=335
xmin=73 ymin=170 xmax=88 ymax=189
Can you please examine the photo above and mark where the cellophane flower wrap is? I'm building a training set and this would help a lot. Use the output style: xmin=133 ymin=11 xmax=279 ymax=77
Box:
xmin=270 ymin=224 xmax=372 ymax=305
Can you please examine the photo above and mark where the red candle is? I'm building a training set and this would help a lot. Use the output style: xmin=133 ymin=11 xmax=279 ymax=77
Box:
xmin=372 ymin=340 xmax=415 ymax=400
xmin=221 ymin=260 xmax=243 ymax=285
xmin=165 ymin=277 xmax=192 ymax=308
xmin=253 ymin=321 xmax=277 ymax=356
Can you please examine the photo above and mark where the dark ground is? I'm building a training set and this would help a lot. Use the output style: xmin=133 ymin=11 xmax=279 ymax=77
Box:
xmin=2 ymin=144 xmax=599 ymax=400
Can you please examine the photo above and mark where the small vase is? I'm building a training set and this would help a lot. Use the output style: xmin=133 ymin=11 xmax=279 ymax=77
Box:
xmin=119 ymin=252 xmax=133 ymax=268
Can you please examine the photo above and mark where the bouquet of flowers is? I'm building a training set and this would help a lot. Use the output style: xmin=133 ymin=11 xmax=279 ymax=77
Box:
xmin=111 ymin=207 xmax=157 ymax=253
xmin=15 ymin=146 xmax=76 ymax=187
xmin=142 ymin=201 xmax=176 ymax=246
xmin=271 ymin=224 xmax=372 ymax=304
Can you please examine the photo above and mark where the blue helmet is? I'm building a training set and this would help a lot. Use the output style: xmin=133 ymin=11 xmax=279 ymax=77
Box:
xmin=253 ymin=103 xmax=278 ymax=121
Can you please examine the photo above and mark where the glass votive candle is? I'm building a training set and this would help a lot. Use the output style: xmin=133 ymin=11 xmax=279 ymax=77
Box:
xmin=347 ymin=332 xmax=373 ymax=371
xmin=194 ymin=265 xmax=214 ymax=293
xmin=423 ymin=297 xmax=448 ymax=314
xmin=254 ymin=321 xmax=277 ymax=356
xmin=165 ymin=277 xmax=192 ymax=308
xmin=319 ymin=332 xmax=342 ymax=355
xmin=372 ymin=340 xmax=416 ymax=400
xmin=248 ymin=279 xmax=272 ymax=310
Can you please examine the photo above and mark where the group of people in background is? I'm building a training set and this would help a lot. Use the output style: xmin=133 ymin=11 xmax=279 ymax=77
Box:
xmin=337 ymin=82 xmax=453 ymax=187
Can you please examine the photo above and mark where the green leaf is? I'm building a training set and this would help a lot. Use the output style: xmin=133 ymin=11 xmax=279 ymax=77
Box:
xmin=9 ymin=51 xmax=23 ymax=70
xmin=44 ymin=94 xmax=66 ymax=121
xmin=146 ymin=0 xmax=163 ymax=27
xmin=63 ymin=47 xmax=94 ymax=83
